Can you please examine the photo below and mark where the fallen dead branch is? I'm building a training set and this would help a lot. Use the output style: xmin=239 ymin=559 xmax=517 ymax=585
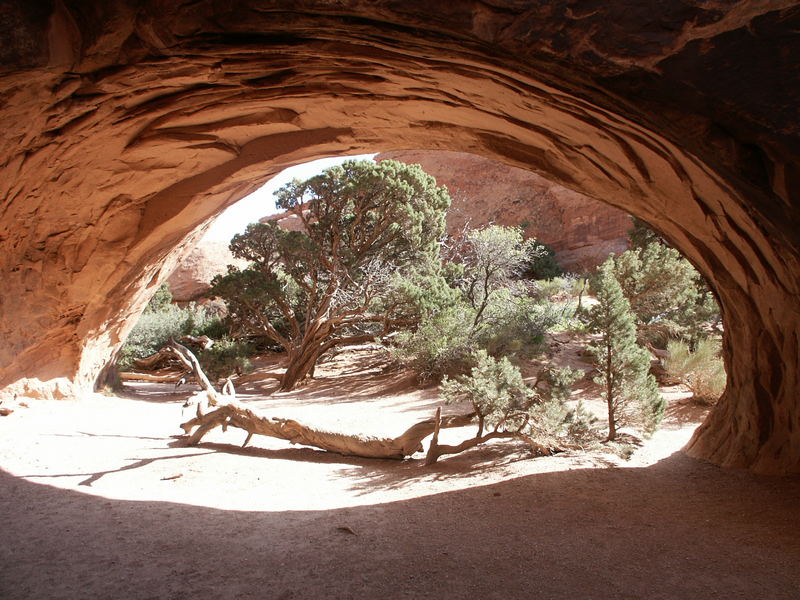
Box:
xmin=168 ymin=339 xmax=476 ymax=459
xmin=180 ymin=402 xmax=477 ymax=459
xmin=119 ymin=370 xmax=184 ymax=383
xmin=169 ymin=340 xmax=562 ymax=462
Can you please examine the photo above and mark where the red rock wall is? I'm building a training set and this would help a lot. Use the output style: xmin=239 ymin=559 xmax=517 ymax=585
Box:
xmin=166 ymin=242 xmax=248 ymax=302
xmin=377 ymin=151 xmax=630 ymax=271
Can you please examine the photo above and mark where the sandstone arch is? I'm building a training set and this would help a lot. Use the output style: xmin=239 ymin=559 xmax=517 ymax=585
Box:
xmin=1 ymin=1 xmax=798 ymax=473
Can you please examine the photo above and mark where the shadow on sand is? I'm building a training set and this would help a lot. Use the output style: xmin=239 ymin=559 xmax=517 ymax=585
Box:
xmin=2 ymin=450 xmax=800 ymax=599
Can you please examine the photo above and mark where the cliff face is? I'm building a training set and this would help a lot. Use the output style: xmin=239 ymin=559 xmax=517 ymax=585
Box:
xmin=377 ymin=151 xmax=630 ymax=271
xmin=166 ymin=242 xmax=248 ymax=302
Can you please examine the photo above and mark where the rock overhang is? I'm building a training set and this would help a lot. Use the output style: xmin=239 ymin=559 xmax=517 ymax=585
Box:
xmin=0 ymin=1 xmax=798 ymax=472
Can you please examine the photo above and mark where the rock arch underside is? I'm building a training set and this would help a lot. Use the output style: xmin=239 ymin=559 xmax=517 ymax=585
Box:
xmin=1 ymin=1 xmax=799 ymax=473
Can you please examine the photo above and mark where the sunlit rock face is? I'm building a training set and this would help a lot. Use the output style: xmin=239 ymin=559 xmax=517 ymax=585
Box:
xmin=0 ymin=1 xmax=798 ymax=472
xmin=378 ymin=150 xmax=630 ymax=271
xmin=166 ymin=242 xmax=247 ymax=303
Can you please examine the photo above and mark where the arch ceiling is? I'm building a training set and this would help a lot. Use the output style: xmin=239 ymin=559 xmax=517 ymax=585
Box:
xmin=0 ymin=1 xmax=798 ymax=472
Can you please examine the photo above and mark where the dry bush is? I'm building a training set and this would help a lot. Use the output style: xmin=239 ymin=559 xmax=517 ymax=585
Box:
xmin=664 ymin=337 xmax=726 ymax=404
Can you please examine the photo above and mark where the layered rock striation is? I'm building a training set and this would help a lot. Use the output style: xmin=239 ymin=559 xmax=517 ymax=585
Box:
xmin=0 ymin=1 xmax=799 ymax=472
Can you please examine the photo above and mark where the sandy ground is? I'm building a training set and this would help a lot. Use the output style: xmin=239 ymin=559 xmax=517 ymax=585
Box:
xmin=1 ymin=347 xmax=799 ymax=599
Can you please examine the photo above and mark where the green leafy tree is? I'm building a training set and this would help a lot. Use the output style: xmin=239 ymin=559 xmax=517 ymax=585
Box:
xmin=612 ymin=242 xmax=719 ymax=346
xmin=587 ymin=260 xmax=665 ymax=440
xmin=211 ymin=159 xmax=451 ymax=391
xmin=449 ymin=225 xmax=536 ymax=326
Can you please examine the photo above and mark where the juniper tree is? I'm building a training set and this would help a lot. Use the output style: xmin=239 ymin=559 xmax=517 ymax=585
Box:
xmin=587 ymin=260 xmax=665 ymax=440
xmin=617 ymin=220 xmax=720 ymax=347
xmin=210 ymin=159 xmax=451 ymax=391
xmin=429 ymin=350 xmax=584 ymax=463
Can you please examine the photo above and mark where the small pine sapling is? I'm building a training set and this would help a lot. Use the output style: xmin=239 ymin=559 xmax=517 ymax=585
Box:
xmin=587 ymin=260 xmax=665 ymax=441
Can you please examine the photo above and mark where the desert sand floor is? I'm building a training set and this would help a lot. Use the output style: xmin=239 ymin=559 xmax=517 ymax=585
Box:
xmin=1 ymin=350 xmax=799 ymax=599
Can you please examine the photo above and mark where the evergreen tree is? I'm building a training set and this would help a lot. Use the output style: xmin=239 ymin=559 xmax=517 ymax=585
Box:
xmin=587 ymin=260 xmax=665 ymax=440
xmin=627 ymin=217 xmax=665 ymax=250
xmin=619 ymin=221 xmax=720 ymax=347
xmin=211 ymin=159 xmax=451 ymax=391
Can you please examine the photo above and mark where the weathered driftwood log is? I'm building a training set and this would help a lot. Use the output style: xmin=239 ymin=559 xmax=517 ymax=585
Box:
xmin=132 ymin=348 xmax=176 ymax=371
xmin=166 ymin=340 xmax=221 ymax=402
xmin=179 ymin=335 xmax=214 ymax=349
xmin=167 ymin=339 xmax=477 ymax=459
xmin=180 ymin=404 xmax=477 ymax=459
xmin=168 ymin=340 xmax=556 ymax=462
xmin=119 ymin=370 xmax=184 ymax=382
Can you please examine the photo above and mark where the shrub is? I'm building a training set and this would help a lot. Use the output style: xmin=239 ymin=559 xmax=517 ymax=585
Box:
xmin=664 ymin=337 xmax=726 ymax=404
xmin=441 ymin=350 xmax=534 ymax=433
xmin=118 ymin=304 xmax=194 ymax=368
xmin=118 ymin=287 xmax=231 ymax=369
xmin=198 ymin=338 xmax=254 ymax=381
xmin=391 ymin=305 xmax=478 ymax=382
xmin=145 ymin=283 xmax=173 ymax=313
xmin=477 ymin=291 xmax=561 ymax=356
xmin=440 ymin=352 xmax=595 ymax=448
xmin=520 ymin=240 xmax=562 ymax=280
xmin=562 ymin=401 xmax=602 ymax=447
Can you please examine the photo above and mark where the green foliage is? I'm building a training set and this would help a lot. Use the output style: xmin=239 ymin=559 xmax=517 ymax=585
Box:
xmin=145 ymin=283 xmax=173 ymax=313
xmin=440 ymin=351 xmax=596 ymax=446
xmin=478 ymin=291 xmax=561 ymax=356
xmin=392 ymin=289 xmax=563 ymax=382
xmin=394 ymin=226 xmax=566 ymax=381
xmin=664 ymin=337 xmax=726 ymax=404
xmin=382 ymin=265 xmax=461 ymax=324
xmin=627 ymin=217 xmax=664 ymax=250
xmin=198 ymin=338 xmax=254 ymax=381
xmin=118 ymin=290 xmax=230 ymax=369
xmin=610 ymin=241 xmax=720 ymax=346
xmin=562 ymin=401 xmax=602 ymax=446
xmin=520 ymin=240 xmax=562 ymax=280
xmin=532 ymin=275 xmax=582 ymax=302
xmin=587 ymin=260 xmax=665 ymax=438
xmin=391 ymin=305 xmax=478 ymax=383
xmin=540 ymin=365 xmax=582 ymax=403
xmin=449 ymin=225 xmax=537 ymax=326
xmin=441 ymin=350 xmax=534 ymax=431
xmin=211 ymin=159 xmax=452 ymax=389
xmin=118 ymin=304 xmax=191 ymax=368
xmin=618 ymin=220 xmax=721 ymax=346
